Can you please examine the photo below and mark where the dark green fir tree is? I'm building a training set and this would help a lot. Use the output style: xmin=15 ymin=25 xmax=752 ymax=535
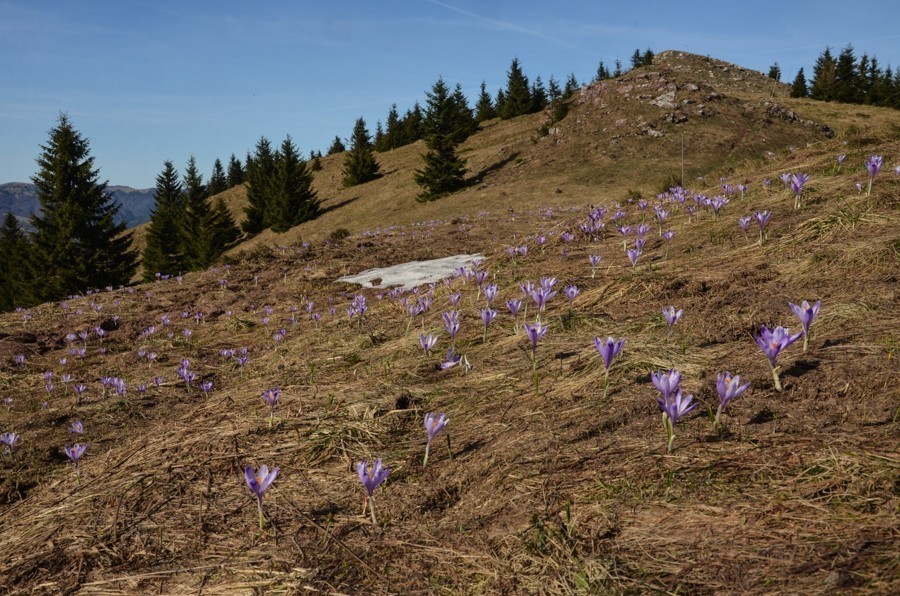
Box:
xmin=810 ymin=47 xmax=836 ymax=101
xmin=142 ymin=160 xmax=186 ymax=281
xmin=475 ymin=80 xmax=496 ymax=122
xmin=242 ymin=136 xmax=275 ymax=234
xmin=227 ymin=153 xmax=245 ymax=187
xmin=790 ymin=68 xmax=808 ymax=98
xmin=342 ymin=118 xmax=381 ymax=187
xmin=327 ymin=135 xmax=346 ymax=155
xmin=414 ymin=77 xmax=467 ymax=201
xmin=208 ymin=158 xmax=228 ymax=196
xmin=179 ymin=156 xmax=212 ymax=269
xmin=29 ymin=114 xmax=137 ymax=300
xmin=501 ymin=57 xmax=533 ymax=119
xmin=0 ymin=212 xmax=33 ymax=311
xmin=270 ymin=135 xmax=319 ymax=233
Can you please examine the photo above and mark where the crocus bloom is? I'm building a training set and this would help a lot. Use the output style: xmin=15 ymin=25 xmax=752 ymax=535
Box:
xmin=440 ymin=348 xmax=462 ymax=370
xmin=480 ymin=307 xmax=497 ymax=342
xmin=754 ymin=210 xmax=772 ymax=246
xmin=738 ymin=216 xmax=751 ymax=236
xmin=594 ymin=336 xmax=625 ymax=399
xmin=788 ymin=300 xmax=821 ymax=354
xmin=244 ymin=464 xmax=279 ymax=530
xmin=657 ymin=387 xmax=697 ymax=453
xmin=836 ymin=154 xmax=846 ymax=168
xmin=442 ymin=310 xmax=460 ymax=347
xmin=1 ymin=432 xmax=19 ymax=454
xmin=662 ymin=306 xmax=683 ymax=341
xmin=651 ymin=369 xmax=682 ymax=401
xmin=715 ymin=371 xmax=750 ymax=425
xmin=523 ymin=321 xmax=548 ymax=395
xmin=483 ymin=284 xmax=498 ymax=304
xmin=64 ymin=443 xmax=88 ymax=479
xmin=790 ymin=173 xmax=810 ymax=209
xmin=755 ymin=325 xmax=802 ymax=391
xmin=563 ymin=285 xmax=580 ymax=307
xmin=262 ymin=388 xmax=280 ymax=426
xmin=419 ymin=333 xmax=438 ymax=355
xmin=357 ymin=459 xmax=390 ymax=524
xmin=588 ymin=255 xmax=602 ymax=278
xmin=200 ymin=380 xmax=213 ymax=396
xmin=69 ymin=420 xmax=84 ymax=434
xmin=423 ymin=413 xmax=449 ymax=466
xmin=626 ymin=248 xmax=641 ymax=270
xmin=864 ymin=155 xmax=883 ymax=196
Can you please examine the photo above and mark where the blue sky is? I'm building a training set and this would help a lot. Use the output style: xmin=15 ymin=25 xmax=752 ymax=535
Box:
xmin=2 ymin=0 xmax=898 ymax=188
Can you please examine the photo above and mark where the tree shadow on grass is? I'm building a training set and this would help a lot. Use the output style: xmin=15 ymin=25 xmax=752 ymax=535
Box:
xmin=469 ymin=152 xmax=521 ymax=185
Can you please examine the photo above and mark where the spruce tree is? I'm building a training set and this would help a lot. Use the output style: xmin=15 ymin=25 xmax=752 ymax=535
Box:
xmin=179 ymin=157 xmax=212 ymax=269
xmin=475 ymin=81 xmax=496 ymax=122
xmin=270 ymin=135 xmax=318 ymax=232
xmin=342 ymin=118 xmax=381 ymax=187
xmin=384 ymin=104 xmax=401 ymax=150
xmin=29 ymin=114 xmax=137 ymax=300
xmin=563 ymin=73 xmax=579 ymax=97
xmin=630 ymin=49 xmax=643 ymax=70
xmin=327 ymin=135 xmax=346 ymax=155
xmin=415 ymin=77 xmax=467 ymax=201
xmin=613 ymin=59 xmax=623 ymax=78
xmin=531 ymin=75 xmax=548 ymax=111
xmin=495 ymin=88 xmax=506 ymax=115
xmin=833 ymin=45 xmax=858 ymax=103
xmin=501 ymin=58 xmax=533 ymax=119
xmin=242 ymin=136 xmax=275 ymax=234
xmin=0 ymin=212 xmax=32 ymax=311
xmin=201 ymin=197 xmax=240 ymax=259
xmin=208 ymin=158 xmax=227 ymax=196
xmin=641 ymin=48 xmax=654 ymax=66
xmin=790 ymin=68 xmax=808 ymax=98
xmin=227 ymin=154 xmax=245 ymax=187
xmin=400 ymin=102 xmax=425 ymax=145
xmin=810 ymin=47 xmax=836 ymax=101
xmin=450 ymin=83 xmax=478 ymax=143
xmin=595 ymin=61 xmax=610 ymax=81
xmin=373 ymin=121 xmax=386 ymax=152
xmin=142 ymin=160 xmax=186 ymax=281
xmin=768 ymin=63 xmax=781 ymax=81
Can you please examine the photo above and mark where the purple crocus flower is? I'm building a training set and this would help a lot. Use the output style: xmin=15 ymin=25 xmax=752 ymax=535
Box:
xmin=1 ymin=432 xmax=20 ymax=455
xmin=442 ymin=310 xmax=460 ymax=347
xmin=836 ymin=154 xmax=846 ymax=168
xmin=244 ymin=464 xmax=279 ymax=529
xmin=788 ymin=300 xmax=821 ymax=354
xmin=754 ymin=210 xmax=772 ymax=246
xmin=864 ymin=155 xmax=883 ymax=196
xmin=64 ymin=443 xmax=88 ymax=479
xmin=737 ymin=216 xmax=751 ymax=237
xmin=440 ymin=348 xmax=462 ymax=370
xmin=588 ymin=255 xmax=602 ymax=278
xmin=448 ymin=291 xmax=461 ymax=307
xmin=262 ymin=388 xmax=279 ymax=425
xmin=662 ymin=306 xmax=683 ymax=341
xmin=69 ymin=420 xmax=84 ymax=434
xmin=563 ymin=285 xmax=580 ymax=307
xmin=651 ymin=369 xmax=682 ymax=402
xmin=715 ymin=372 xmax=750 ymax=425
xmin=423 ymin=412 xmax=449 ymax=466
xmin=357 ymin=459 xmax=390 ymax=524
xmin=594 ymin=336 xmax=625 ymax=399
xmin=419 ymin=333 xmax=438 ymax=355
xmin=480 ymin=307 xmax=497 ymax=342
xmin=755 ymin=325 xmax=803 ymax=391
xmin=200 ymin=380 xmax=213 ymax=397
xmin=483 ymin=284 xmax=498 ymax=304
xmin=626 ymin=248 xmax=641 ymax=270
xmin=523 ymin=321 xmax=548 ymax=395
xmin=657 ymin=387 xmax=697 ymax=453
xmin=790 ymin=173 xmax=810 ymax=209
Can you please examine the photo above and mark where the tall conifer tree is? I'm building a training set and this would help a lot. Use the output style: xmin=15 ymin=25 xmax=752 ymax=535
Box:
xmin=790 ymin=68 xmax=808 ymax=98
xmin=342 ymin=118 xmax=381 ymax=187
xmin=242 ymin=137 xmax=275 ymax=234
xmin=227 ymin=154 xmax=245 ymax=187
xmin=208 ymin=158 xmax=227 ymax=196
xmin=270 ymin=135 xmax=319 ymax=232
xmin=142 ymin=160 xmax=186 ymax=280
xmin=501 ymin=58 xmax=533 ymax=119
xmin=415 ymin=77 xmax=467 ymax=201
xmin=179 ymin=157 xmax=211 ymax=269
xmin=0 ymin=213 xmax=32 ymax=311
xmin=29 ymin=114 xmax=137 ymax=300
xmin=475 ymin=81 xmax=496 ymax=122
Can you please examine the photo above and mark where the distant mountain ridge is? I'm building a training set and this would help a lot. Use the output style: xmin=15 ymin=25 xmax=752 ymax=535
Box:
xmin=0 ymin=182 xmax=155 ymax=229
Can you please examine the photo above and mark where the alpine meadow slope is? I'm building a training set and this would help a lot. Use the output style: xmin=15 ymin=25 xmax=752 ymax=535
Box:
xmin=0 ymin=51 xmax=898 ymax=594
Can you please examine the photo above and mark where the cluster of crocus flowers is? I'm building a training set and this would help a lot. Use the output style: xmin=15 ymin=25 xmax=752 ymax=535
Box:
xmin=423 ymin=412 xmax=449 ymax=466
xmin=651 ymin=369 xmax=696 ymax=453
xmin=594 ymin=336 xmax=625 ymax=400
xmin=715 ymin=372 xmax=750 ymax=426
xmin=755 ymin=325 xmax=802 ymax=391
xmin=244 ymin=464 xmax=279 ymax=530
xmin=357 ymin=459 xmax=390 ymax=524
xmin=1 ymin=431 xmax=20 ymax=455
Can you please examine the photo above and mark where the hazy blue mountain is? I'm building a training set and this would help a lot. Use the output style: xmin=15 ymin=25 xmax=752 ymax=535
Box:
xmin=0 ymin=182 xmax=155 ymax=230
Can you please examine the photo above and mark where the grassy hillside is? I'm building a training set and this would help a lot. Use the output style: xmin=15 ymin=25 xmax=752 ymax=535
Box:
xmin=1 ymin=52 xmax=899 ymax=593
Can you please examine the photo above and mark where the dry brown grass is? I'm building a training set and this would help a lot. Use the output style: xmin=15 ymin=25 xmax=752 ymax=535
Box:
xmin=2 ymin=51 xmax=900 ymax=594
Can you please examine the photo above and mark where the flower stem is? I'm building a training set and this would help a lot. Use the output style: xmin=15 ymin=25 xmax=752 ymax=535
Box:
xmin=423 ymin=441 xmax=431 ymax=467
xmin=664 ymin=415 xmax=675 ymax=453
xmin=715 ymin=403 xmax=723 ymax=427
xmin=602 ymin=369 xmax=609 ymax=400
xmin=257 ymin=497 xmax=265 ymax=530
xmin=802 ymin=334 xmax=809 ymax=354
xmin=369 ymin=496 xmax=378 ymax=525
xmin=532 ymin=352 xmax=539 ymax=397
xmin=770 ymin=362 xmax=782 ymax=392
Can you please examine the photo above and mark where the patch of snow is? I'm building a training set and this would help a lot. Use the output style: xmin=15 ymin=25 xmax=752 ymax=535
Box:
xmin=336 ymin=254 xmax=484 ymax=290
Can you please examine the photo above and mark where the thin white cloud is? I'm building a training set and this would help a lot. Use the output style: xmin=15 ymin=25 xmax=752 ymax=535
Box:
xmin=424 ymin=0 xmax=574 ymax=48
